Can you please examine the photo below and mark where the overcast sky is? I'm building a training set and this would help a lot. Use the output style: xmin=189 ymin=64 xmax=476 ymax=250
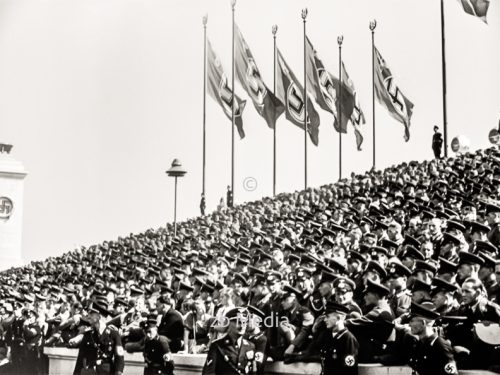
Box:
xmin=1 ymin=0 xmax=499 ymax=263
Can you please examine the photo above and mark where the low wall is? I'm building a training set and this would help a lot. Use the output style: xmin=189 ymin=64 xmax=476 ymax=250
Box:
xmin=43 ymin=347 xmax=496 ymax=375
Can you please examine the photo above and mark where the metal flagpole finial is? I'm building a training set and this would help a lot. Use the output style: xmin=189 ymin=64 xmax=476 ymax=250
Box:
xmin=369 ymin=19 xmax=377 ymax=31
xmin=301 ymin=8 xmax=308 ymax=20
xmin=231 ymin=0 xmax=237 ymax=10
xmin=337 ymin=35 xmax=344 ymax=46
xmin=272 ymin=25 xmax=278 ymax=35
xmin=202 ymin=14 xmax=208 ymax=26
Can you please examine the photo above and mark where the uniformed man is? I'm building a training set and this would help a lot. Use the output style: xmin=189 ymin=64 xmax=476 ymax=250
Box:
xmin=430 ymin=278 xmax=459 ymax=315
xmin=73 ymin=304 xmax=125 ymax=375
xmin=408 ymin=302 xmax=458 ymax=375
xmin=319 ymin=301 xmax=359 ymax=375
xmin=333 ymin=277 xmax=362 ymax=318
xmin=202 ymin=307 xmax=257 ymax=375
xmin=226 ymin=186 xmax=233 ymax=208
xmin=142 ymin=318 xmax=174 ymax=375
xmin=200 ymin=193 xmax=206 ymax=216
xmin=485 ymin=203 xmax=500 ymax=247
xmin=280 ymin=285 xmax=314 ymax=357
xmin=22 ymin=308 xmax=43 ymax=375
xmin=5 ymin=301 xmax=25 ymax=375
xmin=387 ymin=262 xmax=412 ymax=317
xmin=246 ymin=305 xmax=267 ymax=375
xmin=346 ymin=279 xmax=394 ymax=362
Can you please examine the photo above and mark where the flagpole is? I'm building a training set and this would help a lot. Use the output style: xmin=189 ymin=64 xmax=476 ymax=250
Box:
xmin=231 ymin=0 xmax=236 ymax=202
xmin=369 ymin=20 xmax=377 ymax=169
xmin=302 ymin=8 xmax=308 ymax=190
xmin=272 ymin=25 xmax=278 ymax=196
xmin=338 ymin=35 xmax=343 ymax=181
xmin=202 ymin=15 xmax=207 ymax=197
xmin=440 ymin=0 xmax=448 ymax=157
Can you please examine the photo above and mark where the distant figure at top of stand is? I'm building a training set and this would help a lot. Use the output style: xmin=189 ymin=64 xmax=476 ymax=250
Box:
xmin=217 ymin=197 xmax=226 ymax=212
xmin=200 ymin=193 xmax=206 ymax=216
xmin=226 ymin=186 xmax=233 ymax=208
xmin=432 ymin=126 xmax=443 ymax=159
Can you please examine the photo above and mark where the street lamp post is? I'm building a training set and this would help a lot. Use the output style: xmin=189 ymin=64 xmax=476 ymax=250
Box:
xmin=166 ymin=159 xmax=187 ymax=237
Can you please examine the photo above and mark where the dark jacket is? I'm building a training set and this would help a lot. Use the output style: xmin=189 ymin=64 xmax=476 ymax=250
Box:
xmin=158 ymin=308 xmax=184 ymax=353
xmin=202 ymin=334 xmax=257 ymax=375
xmin=73 ymin=325 xmax=125 ymax=375
xmin=408 ymin=334 xmax=458 ymax=375
xmin=320 ymin=328 xmax=359 ymax=375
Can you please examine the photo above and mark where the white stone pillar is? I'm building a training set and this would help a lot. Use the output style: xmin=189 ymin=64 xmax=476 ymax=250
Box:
xmin=0 ymin=144 xmax=27 ymax=270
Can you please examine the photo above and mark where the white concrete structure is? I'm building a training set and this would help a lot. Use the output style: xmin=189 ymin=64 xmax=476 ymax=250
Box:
xmin=43 ymin=348 xmax=496 ymax=375
xmin=0 ymin=144 xmax=27 ymax=270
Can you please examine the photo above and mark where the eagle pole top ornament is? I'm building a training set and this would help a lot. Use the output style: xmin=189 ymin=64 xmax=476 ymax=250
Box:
xmin=301 ymin=8 xmax=308 ymax=20
xmin=369 ymin=19 xmax=377 ymax=32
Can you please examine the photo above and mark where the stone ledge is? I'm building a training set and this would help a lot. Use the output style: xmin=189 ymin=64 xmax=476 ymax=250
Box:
xmin=43 ymin=348 xmax=496 ymax=375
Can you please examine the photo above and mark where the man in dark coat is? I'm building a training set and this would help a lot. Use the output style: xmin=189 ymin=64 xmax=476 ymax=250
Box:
xmin=432 ymin=126 xmax=443 ymax=159
xmin=143 ymin=318 xmax=174 ymax=375
xmin=408 ymin=302 xmax=458 ymax=375
xmin=319 ymin=301 xmax=359 ymax=375
xmin=202 ymin=307 xmax=257 ymax=375
xmin=157 ymin=295 xmax=184 ymax=353
xmin=73 ymin=304 xmax=125 ymax=375
xmin=346 ymin=279 xmax=394 ymax=362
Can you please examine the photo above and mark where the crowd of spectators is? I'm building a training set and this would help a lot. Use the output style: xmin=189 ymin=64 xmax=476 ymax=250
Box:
xmin=1 ymin=147 xmax=500 ymax=374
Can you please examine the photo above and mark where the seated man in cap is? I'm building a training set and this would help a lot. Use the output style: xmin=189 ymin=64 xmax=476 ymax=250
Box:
xmin=346 ymin=279 xmax=394 ymax=363
xmin=202 ymin=307 xmax=257 ymax=375
xmin=386 ymin=262 xmax=412 ymax=318
xmin=456 ymin=251 xmax=483 ymax=285
xmin=279 ymin=286 xmax=314 ymax=359
xmin=73 ymin=303 xmax=125 ymax=375
xmin=431 ymin=278 xmax=460 ymax=316
xmin=333 ymin=277 xmax=362 ymax=318
xmin=143 ymin=317 xmax=174 ymax=375
xmin=486 ymin=203 xmax=500 ymax=247
xmin=456 ymin=277 xmax=500 ymax=370
xmin=407 ymin=302 xmax=458 ymax=375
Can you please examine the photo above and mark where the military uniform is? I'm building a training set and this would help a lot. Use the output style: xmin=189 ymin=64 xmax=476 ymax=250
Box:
xmin=246 ymin=331 xmax=267 ymax=375
xmin=432 ymin=131 xmax=443 ymax=159
xmin=320 ymin=328 xmax=359 ymax=375
xmin=22 ymin=320 xmax=43 ymax=375
xmin=389 ymin=289 xmax=412 ymax=318
xmin=202 ymin=335 xmax=257 ymax=375
xmin=73 ymin=325 xmax=125 ymax=375
xmin=408 ymin=334 xmax=458 ymax=375
xmin=5 ymin=315 xmax=25 ymax=375
xmin=143 ymin=334 xmax=173 ymax=375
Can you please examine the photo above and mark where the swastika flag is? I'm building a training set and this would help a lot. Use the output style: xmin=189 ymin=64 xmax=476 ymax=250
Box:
xmin=275 ymin=48 xmax=320 ymax=146
xmin=374 ymin=47 xmax=414 ymax=142
xmin=234 ymin=25 xmax=284 ymax=129
xmin=342 ymin=61 xmax=365 ymax=151
xmin=458 ymin=0 xmax=490 ymax=23
xmin=305 ymin=36 xmax=354 ymax=134
xmin=207 ymin=39 xmax=247 ymax=139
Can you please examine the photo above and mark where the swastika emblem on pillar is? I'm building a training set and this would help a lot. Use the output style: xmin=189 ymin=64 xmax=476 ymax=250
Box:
xmin=0 ymin=197 xmax=13 ymax=220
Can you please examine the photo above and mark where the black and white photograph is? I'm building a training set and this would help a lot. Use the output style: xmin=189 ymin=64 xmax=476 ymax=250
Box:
xmin=1 ymin=0 xmax=500 ymax=374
